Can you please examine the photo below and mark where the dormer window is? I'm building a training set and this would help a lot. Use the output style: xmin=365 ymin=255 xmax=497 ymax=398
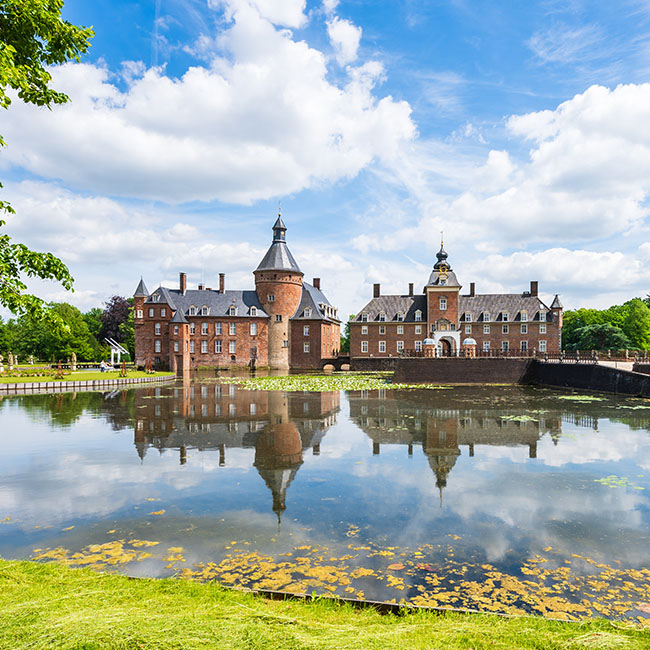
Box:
xmin=228 ymin=306 xmax=237 ymax=316
xmin=201 ymin=306 xmax=209 ymax=316
xmin=188 ymin=306 xmax=197 ymax=316
xmin=361 ymin=313 xmax=368 ymax=322
xmin=379 ymin=312 xmax=386 ymax=322
xmin=465 ymin=312 xmax=472 ymax=322
xmin=305 ymin=307 xmax=312 ymax=317
xmin=415 ymin=310 xmax=422 ymax=321
xmin=250 ymin=306 xmax=257 ymax=316
xmin=397 ymin=312 xmax=405 ymax=321
xmin=153 ymin=294 xmax=160 ymax=302
xmin=483 ymin=311 xmax=490 ymax=322
xmin=521 ymin=311 xmax=528 ymax=322
xmin=502 ymin=311 xmax=509 ymax=322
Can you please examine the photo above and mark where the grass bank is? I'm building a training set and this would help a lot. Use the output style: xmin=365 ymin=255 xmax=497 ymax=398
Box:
xmin=0 ymin=370 xmax=175 ymax=384
xmin=0 ymin=560 xmax=647 ymax=650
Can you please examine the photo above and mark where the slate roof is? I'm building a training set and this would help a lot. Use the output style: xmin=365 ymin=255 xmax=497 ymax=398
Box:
xmin=550 ymin=294 xmax=563 ymax=309
xmin=255 ymin=218 xmax=303 ymax=274
xmin=354 ymin=292 xmax=555 ymax=323
xmin=354 ymin=295 xmax=427 ymax=322
xmin=146 ymin=286 xmax=269 ymax=318
xmin=458 ymin=294 xmax=553 ymax=322
xmin=134 ymin=278 xmax=149 ymax=297
xmin=425 ymin=268 xmax=461 ymax=289
xmin=292 ymin=282 xmax=340 ymax=322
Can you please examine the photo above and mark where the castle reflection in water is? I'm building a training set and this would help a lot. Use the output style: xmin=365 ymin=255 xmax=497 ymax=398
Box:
xmin=131 ymin=383 xmax=576 ymax=518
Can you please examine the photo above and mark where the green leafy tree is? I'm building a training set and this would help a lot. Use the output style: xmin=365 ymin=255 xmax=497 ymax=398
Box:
xmin=621 ymin=298 xmax=650 ymax=350
xmin=118 ymin=302 xmax=135 ymax=360
xmin=567 ymin=323 xmax=631 ymax=351
xmin=340 ymin=315 xmax=353 ymax=354
xmin=1 ymin=0 xmax=93 ymax=319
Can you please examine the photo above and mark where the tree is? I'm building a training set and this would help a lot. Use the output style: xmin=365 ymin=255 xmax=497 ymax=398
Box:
xmin=100 ymin=295 xmax=130 ymax=342
xmin=1 ymin=0 xmax=93 ymax=319
xmin=119 ymin=304 xmax=135 ymax=360
xmin=340 ymin=315 xmax=353 ymax=354
xmin=568 ymin=323 xmax=631 ymax=351
xmin=622 ymin=298 xmax=650 ymax=350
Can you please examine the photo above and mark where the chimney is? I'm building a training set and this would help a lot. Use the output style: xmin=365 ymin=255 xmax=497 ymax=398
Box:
xmin=198 ymin=283 xmax=205 ymax=291
xmin=313 ymin=277 xmax=321 ymax=290
xmin=530 ymin=281 xmax=538 ymax=297
xmin=373 ymin=283 xmax=380 ymax=298
xmin=469 ymin=282 xmax=475 ymax=297
xmin=219 ymin=273 xmax=225 ymax=293
xmin=179 ymin=272 xmax=187 ymax=294
xmin=408 ymin=283 xmax=414 ymax=296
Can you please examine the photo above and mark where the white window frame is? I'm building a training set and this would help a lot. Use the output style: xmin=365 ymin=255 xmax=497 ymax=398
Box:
xmin=303 ymin=342 xmax=310 ymax=353
xmin=502 ymin=340 xmax=509 ymax=352
xmin=379 ymin=341 xmax=386 ymax=354
xmin=173 ymin=341 xmax=179 ymax=352
xmin=189 ymin=306 xmax=197 ymax=316
xmin=502 ymin=324 xmax=509 ymax=334
xmin=396 ymin=341 xmax=404 ymax=352
xmin=361 ymin=313 xmax=368 ymax=322
xmin=190 ymin=323 xmax=196 ymax=335
xmin=361 ymin=341 xmax=368 ymax=353
xmin=379 ymin=312 xmax=387 ymax=322
xmin=228 ymin=306 xmax=237 ymax=316
xmin=540 ymin=323 xmax=547 ymax=334
xmin=161 ymin=308 xmax=166 ymax=317
xmin=521 ymin=324 xmax=528 ymax=334
xmin=361 ymin=325 xmax=368 ymax=335
xmin=465 ymin=312 xmax=472 ymax=322
xmin=154 ymin=340 xmax=161 ymax=353
xmin=521 ymin=340 xmax=528 ymax=351
xmin=440 ymin=298 xmax=447 ymax=310
xmin=465 ymin=324 xmax=471 ymax=334
xmin=215 ymin=340 xmax=222 ymax=353
xmin=415 ymin=325 xmax=422 ymax=335
xmin=415 ymin=340 xmax=422 ymax=351
xmin=502 ymin=312 xmax=509 ymax=322
xmin=229 ymin=323 xmax=236 ymax=335
xmin=250 ymin=322 xmax=257 ymax=336
xmin=202 ymin=322 xmax=209 ymax=335
xmin=415 ymin=310 xmax=422 ymax=321
xmin=397 ymin=312 xmax=405 ymax=322
xmin=539 ymin=340 xmax=547 ymax=352
xmin=215 ymin=322 xmax=222 ymax=335
xmin=484 ymin=324 xmax=490 ymax=334
xmin=379 ymin=325 xmax=386 ymax=335
xmin=229 ymin=340 xmax=236 ymax=354
xmin=483 ymin=312 xmax=490 ymax=322
xmin=268 ymin=294 xmax=275 ymax=302
xmin=483 ymin=341 xmax=490 ymax=351
xmin=201 ymin=340 xmax=208 ymax=353
xmin=303 ymin=325 xmax=309 ymax=336
xmin=521 ymin=311 xmax=528 ymax=322
xmin=136 ymin=309 xmax=143 ymax=319
xmin=149 ymin=308 xmax=154 ymax=317
xmin=189 ymin=340 xmax=195 ymax=353
xmin=201 ymin=306 xmax=209 ymax=316
xmin=397 ymin=325 xmax=404 ymax=335
xmin=155 ymin=323 xmax=161 ymax=335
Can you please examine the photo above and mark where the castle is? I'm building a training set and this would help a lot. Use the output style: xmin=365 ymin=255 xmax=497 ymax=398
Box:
xmin=350 ymin=242 xmax=563 ymax=358
xmin=134 ymin=217 xmax=341 ymax=371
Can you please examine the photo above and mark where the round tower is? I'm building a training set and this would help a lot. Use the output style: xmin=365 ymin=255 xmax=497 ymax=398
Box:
xmin=254 ymin=216 xmax=304 ymax=369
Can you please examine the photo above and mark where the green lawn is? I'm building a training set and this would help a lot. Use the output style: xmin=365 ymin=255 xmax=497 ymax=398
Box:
xmin=0 ymin=560 xmax=647 ymax=650
xmin=0 ymin=370 xmax=175 ymax=384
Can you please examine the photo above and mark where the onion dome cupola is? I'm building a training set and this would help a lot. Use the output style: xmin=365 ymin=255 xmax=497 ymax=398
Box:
xmin=255 ymin=214 xmax=303 ymax=275
xmin=425 ymin=236 xmax=461 ymax=288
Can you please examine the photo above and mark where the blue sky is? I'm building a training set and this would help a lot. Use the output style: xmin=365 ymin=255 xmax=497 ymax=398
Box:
xmin=2 ymin=0 xmax=650 ymax=318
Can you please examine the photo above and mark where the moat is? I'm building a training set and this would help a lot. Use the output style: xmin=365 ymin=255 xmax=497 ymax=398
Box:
xmin=1 ymin=377 xmax=650 ymax=620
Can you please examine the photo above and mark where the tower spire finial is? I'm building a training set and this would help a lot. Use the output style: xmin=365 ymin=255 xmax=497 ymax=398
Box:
xmin=441 ymin=230 xmax=444 ymax=248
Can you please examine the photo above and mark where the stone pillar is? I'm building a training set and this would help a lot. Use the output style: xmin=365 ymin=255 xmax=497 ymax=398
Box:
xmin=71 ymin=352 xmax=77 ymax=372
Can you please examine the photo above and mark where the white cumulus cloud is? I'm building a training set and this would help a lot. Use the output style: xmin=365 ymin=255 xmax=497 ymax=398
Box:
xmin=327 ymin=16 xmax=362 ymax=65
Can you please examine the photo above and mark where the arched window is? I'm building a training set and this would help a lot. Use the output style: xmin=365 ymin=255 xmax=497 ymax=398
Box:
xmin=228 ymin=306 xmax=237 ymax=316
xmin=188 ymin=305 xmax=197 ymax=316
xmin=415 ymin=310 xmax=422 ymax=321
xmin=305 ymin=307 xmax=312 ymax=317
xmin=250 ymin=306 xmax=257 ymax=316
xmin=201 ymin=306 xmax=209 ymax=316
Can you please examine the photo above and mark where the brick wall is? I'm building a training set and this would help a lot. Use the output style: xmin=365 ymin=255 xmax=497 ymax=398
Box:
xmin=290 ymin=319 xmax=322 ymax=369
xmin=393 ymin=358 xmax=534 ymax=384
xmin=349 ymin=321 xmax=427 ymax=357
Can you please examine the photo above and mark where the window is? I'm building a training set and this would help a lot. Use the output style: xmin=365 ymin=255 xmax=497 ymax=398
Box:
xmin=250 ymin=322 xmax=257 ymax=336
xmin=275 ymin=314 xmax=282 ymax=322
xmin=361 ymin=341 xmax=368 ymax=353
xmin=149 ymin=308 xmax=154 ymax=317
xmin=215 ymin=322 xmax=222 ymax=335
xmin=173 ymin=341 xmax=179 ymax=352
xmin=483 ymin=312 xmax=490 ymax=322
xmin=201 ymin=340 xmax=208 ymax=353
xmin=465 ymin=312 xmax=472 ymax=322
xmin=484 ymin=324 xmax=490 ymax=334
xmin=304 ymin=342 xmax=310 ymax=353
xmin=268 ymin=294 xmax=275 ymax=302
xmin=161 ymin=308 xmax=166 ymax=317
xmin=521 ymin=324 xmax=528 ymax=334
xmin=483 ymin=341 xmax=490 ymax=351
xmin=379 ymin=312 xmax=386 ymax=322
xmin=303 ymin=325 xmax=309 ymax=336
xmin=136 ymin=309 xmax=143 ymax=319
xmin=465 ymin=324 xmax=471 ymax=334
xmin=415 ymin=325 xmax=422 ymax=335
xmin=502 ymin=341 xmax=509 ymax=351
xmin=229 ymin=403 xmax=236 ymax=416
xmin=155 ymin=323 xmax=161 ymax=335
xmin=379 ymin=325 xmax=386 ymax=335
xmin=229 ymin=323 xmax=236 ymax=335
xmin=415 ymin=341 xmax=422 ymax=351
xmin=190 ymin=341 xmax=195 ymax=353
xmin=250 ymin=306 xmax=257 ymax=316
xmin=502 ymin=324 xmax=509 ymax=334
xmin=360 ymin=313 xmax=368 ymax=322
xmin=154 ymin=340 xmax=161 ymax=352
xmin=440 ymin=298 xmax=447 ymax=310
xmin=215 ymin=340 xmax=222 ymax=353
xmin=228 ymin=306 xmax=237 ymax=316
xmin=440 ymin=278 xmax=447 ymax=286
xmin=305 ymin=307 xmax=312 ymax=317
xmin=250 ymin=403 xmax=257 ymax=415
xmin=282 ymin=340 xmax=289 ymax=348
xmin=415 ymin=310 xmax=422 ymax=321
xmin=451 ymin=324 xmax=456 ymax=331
xmin=521 ymin=341 xmax=528 ymax=351
xmin=190 ymin=323 xmax=196 ymax=335
xmin=397 ymin=312 xmax=405 ymax=321
xmin=379 ymin=341 xmax=386 ymax=353
xmin=502 ymin=312 xmax=509 ymax=322
xmin=397 ymin=325 xmax=404 ymax=335
xmin=361 ymin=325 xmax=368 ymax=335
xmin=201 ymin=306 xmax=209 ymax=316
xmin=521 ymin=311 xmax=528 ymax=322
xmin=229 ymin=340 xmax=236 ymax=354
xmin=173 ymin=325 xmax=179 ymax=335
xmin=202 ymin=322 xmax=208 ymax=335
xmin=189 ymin=306 xmax=197 ymax=316
xmin=397 ymin=341 xmax=404 ymax=352
xmin=539 ymin=340 xmax=547 ymax=352
xmin=540 ymin=323 xmax=546 ymax=334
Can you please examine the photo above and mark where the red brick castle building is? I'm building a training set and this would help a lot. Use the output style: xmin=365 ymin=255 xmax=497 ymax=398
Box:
xmin=350 ymin=242 xmax=563 ymax=359
xmin=134 ymin=217 xmax=341 ymax=371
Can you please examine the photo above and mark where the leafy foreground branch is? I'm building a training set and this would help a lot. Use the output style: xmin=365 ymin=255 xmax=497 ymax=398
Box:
xmin=0 ymin=560 xmax=647 ymax=650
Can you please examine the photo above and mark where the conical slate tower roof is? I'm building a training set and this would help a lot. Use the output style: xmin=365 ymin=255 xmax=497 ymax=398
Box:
xmin=134 ymin=278 xmax=149 ymax=297
xmin=255 ymin=215 xmax=303 ymax=274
